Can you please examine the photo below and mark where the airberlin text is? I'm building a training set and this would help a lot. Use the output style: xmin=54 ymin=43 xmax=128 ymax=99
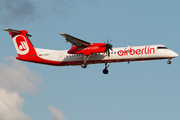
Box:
xmin=118 ymin=46 xmax=155 ymax=56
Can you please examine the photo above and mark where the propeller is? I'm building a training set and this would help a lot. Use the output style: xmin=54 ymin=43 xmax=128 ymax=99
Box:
xmin=105 ymin=37 xmax=113 ymax=57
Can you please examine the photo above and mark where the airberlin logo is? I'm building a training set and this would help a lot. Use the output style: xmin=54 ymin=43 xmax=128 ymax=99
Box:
xmin=118 ymin=46 xmax=155 ymax=56
xmin=13 ymin=35 xmax=29 ymax=55
xmin=78 ymin=46 xmax=99 ymax=51
xmin=17 ymin=40 xmax=28 ymax=51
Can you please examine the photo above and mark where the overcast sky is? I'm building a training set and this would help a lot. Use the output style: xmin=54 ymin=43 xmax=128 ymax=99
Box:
xmin=0 ymin=0 xmax=180 ymax=120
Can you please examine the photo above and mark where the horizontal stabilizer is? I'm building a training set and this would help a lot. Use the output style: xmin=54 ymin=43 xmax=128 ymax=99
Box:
xmin=3 ymin=28 xmax=32 ymax=37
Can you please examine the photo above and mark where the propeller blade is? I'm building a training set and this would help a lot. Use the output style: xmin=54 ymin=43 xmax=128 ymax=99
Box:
xmin=110 ymin=39 xmax=112 ymax=43
xmin=104 ymin=37 xmax=113 ymax=57
xmin=105 ymin=47 xmax=108 ymax=52
xmin=107 ymin=49 xmax=110 ymax=57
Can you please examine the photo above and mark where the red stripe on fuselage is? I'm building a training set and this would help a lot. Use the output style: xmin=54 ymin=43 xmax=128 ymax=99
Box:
xmin=16 ymin=55 xmax=60 ymax=66
xmin=16 ymin=55 xmax=168 ymax=66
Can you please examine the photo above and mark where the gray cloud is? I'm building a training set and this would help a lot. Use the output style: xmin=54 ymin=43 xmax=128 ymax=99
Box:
xmin=0 ymin=57 xmax=42 ymax=94
xmin=0 ymin=0 xmax=37 ymax=24
xmin=48 ymin=106 xmax=66 ymax=120
xmin=0 ymin=89 xmax=32 ymax=120
xmin=0 ymin=56 xmax=43 ymax=120
xmin=51 ymin=5 xmax=68 ymax=17
xmin=48 ymin=0 xmax=68 ymax=18
xmin=0 ymin=0 xmax=99 ymax=24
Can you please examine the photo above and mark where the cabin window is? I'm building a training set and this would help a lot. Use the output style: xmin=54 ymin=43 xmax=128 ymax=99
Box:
xmin=111 ymin=52 xmax=113 ymax=54
xmin=131 ymin=50 xmax=135 ymax=53
xmin=114 ymin=52 xmax=116 ymax=54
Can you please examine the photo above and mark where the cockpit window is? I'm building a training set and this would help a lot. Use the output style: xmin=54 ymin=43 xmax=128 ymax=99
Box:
xmin=157 ymin=46 xmax=168 ymax=49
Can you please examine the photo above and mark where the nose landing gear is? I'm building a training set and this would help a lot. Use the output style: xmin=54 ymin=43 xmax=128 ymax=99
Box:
xmin=103 ymin=63 xmax=110 ymax=74
xmin=167 ymin=58 xmax=171 ymax=64
xmin=167 ymin=60 xmax=171 ymax=64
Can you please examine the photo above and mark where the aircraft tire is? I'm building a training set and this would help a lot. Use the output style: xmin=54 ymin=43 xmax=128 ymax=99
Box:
xmin=167 ymin=60 xmax=171 ymax=64
xmin=81 ymin=63 xmax=87 ymax=68
xmin=103 ymin=69 xmax=108 ymax=74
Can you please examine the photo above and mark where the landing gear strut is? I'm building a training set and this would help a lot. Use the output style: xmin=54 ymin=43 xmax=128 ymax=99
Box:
xmin=103 ymin=63 xmax=110 ymax=74
xmin=167 ymin=59 xmax=171 ymax=64
xmin=81 ymin=55 xmax=90 ymax=68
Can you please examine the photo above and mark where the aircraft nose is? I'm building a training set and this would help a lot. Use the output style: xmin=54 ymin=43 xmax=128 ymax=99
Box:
xmin=175 ymin=52 xmax=179 ymax=57
xmin=171 ymin=51 xmax=179 ymax=58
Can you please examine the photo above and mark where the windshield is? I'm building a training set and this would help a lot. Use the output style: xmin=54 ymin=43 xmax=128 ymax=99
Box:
xmin=157 ymin=46 xmax=168 ymax=49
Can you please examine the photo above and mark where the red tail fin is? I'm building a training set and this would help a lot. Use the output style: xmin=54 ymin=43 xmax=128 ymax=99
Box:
xmin=3 ymin=28 xmax=37 ymax=60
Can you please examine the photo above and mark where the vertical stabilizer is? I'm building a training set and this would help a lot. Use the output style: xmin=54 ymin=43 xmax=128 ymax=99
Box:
xmin=3 ymin=28 xmax=37 ymax=59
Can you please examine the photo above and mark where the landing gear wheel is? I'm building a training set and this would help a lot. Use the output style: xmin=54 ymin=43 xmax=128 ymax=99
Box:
xmin=81 ymin=63 xmax=87 ymax=68
xmin=167 ymin=60 xmax=171 ymax=64
xmin=103 ymin=69 xmax=109 ymax=74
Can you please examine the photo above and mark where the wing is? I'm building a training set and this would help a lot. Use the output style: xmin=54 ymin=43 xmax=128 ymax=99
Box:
xmin=60 ymin=33 xmax=91 ymax=47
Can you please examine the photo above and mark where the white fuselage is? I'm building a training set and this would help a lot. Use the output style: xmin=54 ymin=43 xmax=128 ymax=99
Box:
xmin=34 ymin=45 xmax=178 ymax=66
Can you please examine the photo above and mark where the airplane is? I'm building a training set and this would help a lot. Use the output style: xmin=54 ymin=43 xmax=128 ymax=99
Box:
xmin=3 ymin=28 xmax=179 ymax=74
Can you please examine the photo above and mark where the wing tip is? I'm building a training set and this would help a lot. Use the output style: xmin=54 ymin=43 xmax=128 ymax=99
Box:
xmin=60 ymin=33 xmax=66 ymax=36
xmin=2 ymin=28 xmax=10 ymax=31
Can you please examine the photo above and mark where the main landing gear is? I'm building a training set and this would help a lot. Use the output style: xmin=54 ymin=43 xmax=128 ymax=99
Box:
xmin=103 ymin=63 xmax=110 ymax=74
xmin=80 ymin=55 xmax=111 ymax=74
xmin=81 ymin=55 xmax=91 ymax=68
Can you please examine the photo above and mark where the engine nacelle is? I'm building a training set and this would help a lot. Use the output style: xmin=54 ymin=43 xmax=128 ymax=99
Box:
xmin=68 ymin=43 xmax=106 ymax=55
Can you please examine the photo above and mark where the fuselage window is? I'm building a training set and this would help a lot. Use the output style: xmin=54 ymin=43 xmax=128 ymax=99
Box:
xmin=131 ymin=50 xmax=135 ymax=53
xmin=111 ymin=52 xmax=113 ymax=54
xmin=114 ymin=52 xmax=116 ymax=54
